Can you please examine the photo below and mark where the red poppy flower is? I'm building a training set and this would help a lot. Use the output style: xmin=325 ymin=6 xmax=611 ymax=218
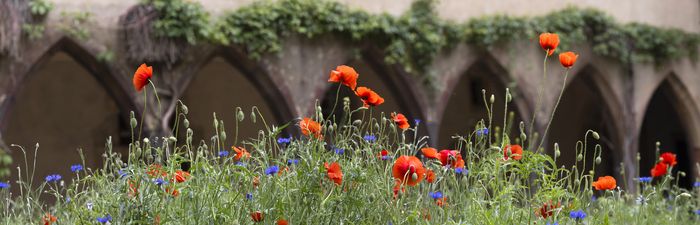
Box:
xmin=324 ymin=162 xmax=343 ymax=185
xmin=421 ymin=147 xmax=438 ymax=159
xmin=251 ymin=211 xmax=264 ymax=222
xmin=503 ymin=145 xmax=523 ymax=160
xmin=128 ymin=180 xmax=139 ymax=197
xmin=392 ymin=155 xmax=425 ymax=186
xmin=146 ymin=164 xmax=167 ymax=177
xmin=537 ymin=201 xmax=560 ymax=219
xmin=455 ymin=157 xmax=465 ymax=169
xmin=253 ymin=176 xmax=260 ymax=188
xmin=651 ymin=162 xmax=668 ymax=177
xmin=391 ymin=112 xmax=410 ymax=130
xmin=426 ymin=169 xmax=436 ymax=183
xmin=592 ymin=176 xmax=617 ymax=190
xmin=559 ymin=51 xmax=578 ymax=68
xmin=277 ymin=219 xmax=289 ymax=225
xmin=133 ymin=63 xmax=153 ymax=91
xmin=165 ymin=187 xmax=179 ymax=197
xmin=378 ymin=149 xmax=390 ymax=159
xmin=392 ymin=179 xmax=405 ymax=199
xmin=43 ymin=213 xmax=57 ymax=225
xmin=539 ymin=33 xmax=560 ymax=56
xmin=232 ymin=146 xmax=251 ymax=161
xmin=329 ymin=65 xmax=359 ymax=90
xmin=659 ymin=152 xmax=677 ymax=166
xmin=436 ymin=197 xmax=448 ymax=207
xmin=299 ymin=117 xmax=323 ymax=139
xmin=355 ymin=87 xmax=384 ymax=107
xmin=173 ymin=170 xmax=190 ymax=183
xmin=438 ymin=150 xmax=461 ymax=167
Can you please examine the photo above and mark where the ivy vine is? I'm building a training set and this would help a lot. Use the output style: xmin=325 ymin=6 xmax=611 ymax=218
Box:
xmin=145 ymin=0 xmax=698 ymax=77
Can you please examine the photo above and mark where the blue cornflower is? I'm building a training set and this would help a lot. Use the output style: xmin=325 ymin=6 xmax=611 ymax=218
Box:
xmin=639 ymin=177 xmax=652 ymax=183
xmin=546 ymin=222 xmax=559 ymax=225
xmin=694 ymin=181 xmax=700 ymax=188
xmin=265 ymin=166 xmax=279 ymax=175
xmin=118 ymin=170 xmax=128 ymax=179
xmin=414 ymin=119 xmax=421 ymax=125
xmin=381 ymin=155 xmax=391 ymax=160
xmin=476 ymin=128 xmax=489 ymax=136
xmin=455 ymin=168 xmax=468 ymax=175
xmin=334 ymin=148 xmax=345 ymax=155
xmin=71 ymin=164 xmax=83 ymax=173
xmin=246 ymin=193 xmax=253 ymax=200
xmin=695 ymin=209 xmax=700 ymax=215
xmin=287 ymin=159 xmax=300 ymax=165
xmin=218 ymin=150 xmax=230 ymax=157
xmin=96 ymin=214 xmax=112 ymax=223
xmin=235 ymin=162 xmax=246 ymax=167
xmin=277 ymin=137 xmax=292 ymax=144
xmin=429 ymin=191 xmax=443 ymax=200
xmin=569 ymin=210 xmax=587 ymax=220
xmin=154 ymin=178 xmax=167 ymax=186
xmin=0 ymin=182 xmax=9 ymax=189
xmin=45 ymin=174 xmax=62 ymax=183
xmin=363 ymin=135 xmax=376 ymax=142
xmin=591 ymin=195 xmax=597 ymax=202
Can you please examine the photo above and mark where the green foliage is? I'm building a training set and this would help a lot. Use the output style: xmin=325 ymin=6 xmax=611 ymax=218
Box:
xmin=146 ymin=0 xmax=212 ymax=44
xmin=0 ymin=150 xmax=10 ymax=178
xmin=21 ymin=24 xmax=44 ymax=40
xmin=97 ymin=50 xmax=115 ymax=62
xmin=28 ymin=0 xmax=53 ymax=17
xmin=58 ymin=11 xmax=92 ymax=41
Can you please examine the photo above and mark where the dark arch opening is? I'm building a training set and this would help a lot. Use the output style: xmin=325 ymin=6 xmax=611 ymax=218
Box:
xmin=175 ymin=56 xmax=286 ymax=147
xmin=437 ymin=60 xmax=524 ymax=149
xmin=2 ymin=51 xmax=130 ymax=190
xmin=639 ymin=78 xmax=694 ymax=188
xmin=548 ymin=69 xmax=621 ymax=179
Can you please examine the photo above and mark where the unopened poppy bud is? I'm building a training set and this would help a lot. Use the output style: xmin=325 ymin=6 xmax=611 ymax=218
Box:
xmin=505 ymin=88 xmax=512 ymax=103
xmin=520 ymin=133 xmax=527 ymax=142
xmin=237 ymin=110 xmax=245 ymax=122
xmin=143 ymin=138 xmax=149 ymax=144
xmin=168 ymin=136 xmax=177 ymax=143
xmin=353 ymin=120 xmax=362 ymax=127
xmin=411 ymin=173 xmax=418 ymax=180
xmin=375 ymin=123 xmax=380 ymax=131
xmin=636 ymin=153 xmax=641 ymax=161
xmin=130 ymin=111 xmax=135 ymax=118
xmin=574 ymin=179 xmax=580 ymax=186
xmin=220 ymin=131 xmax=227 ymax=141
xmin=591 ymin=131 xmax=600 ymax=140
xmin=328 ymin=124 xmax=334 ymax=133
xmin=181 ymin=104 xmax=188 ymax=115
xmin=382 ymin=117 xmax=387 ymax=124
xmin=213 ymin=116 xmax=219 ymax=129
xmin=577 ymin=154 xmax=583 ymax=161
xmin=678 ymin=193 xmax=692 ymax=198
xmin=130 ymin=118 xmax=138 ymax=128
xmin=554 ymin=143 xmax=560 ymax=158
xmin=595 ymin=157 xmax=601 ymax=164
xmin=481 ymin=89 xmax=486 ymax=95
xmin=490 ymin=94 xmax=495 ymax=104
xmin=186 ymin=128 xmax=193 ymax=138
xmin=679 ymin=171 xmax=686 ymax=177
xmin=251 ymin=111 xmax=257 ymax=123
xmin=655 ymin=141 xmax=660 ymax=147
xmin=183 ymin=119 xmax=190 ymax=128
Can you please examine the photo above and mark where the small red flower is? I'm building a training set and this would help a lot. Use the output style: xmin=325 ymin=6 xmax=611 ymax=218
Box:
xmin=324 ymin=162 xmax=343 ymax=185
xmin=437 ymin=150 xmax=460 ymax=167
xmin=537 ymin=201 xmax=560 ymax=219
xmin=426 ymin=169 xmax=436 ymax=183
xmin=651 ymin=162 xmax=668 ymax=178
xmin=251 ymin=211 xmax=264 ymax=222
xmin=42 ymin=213 xmax=57 ymax=225
xmin=503 ymin=145 xmax=523 ymax=160
xmin=378 ymin=149 xmax=390 ymax=160
xmin=539 ymin=33 xmax=560 ymax=56
xmin=421 ymin=147 xmax=438 ymax=159
xmin=392 ymin=156 xmax=425 ymax=186
xmin=329 ymin=65 xmax=359 ymax=90
xmin=165 ymin=187 xmax=179 ymax=197
xmin=277 ymin=219 xmax=289 ymax=225
xmin=299 ymin=117 xmax=323 ymax=139
xmin=392 ymin=179 xmax=405 ymax=199
xmin=146 ymin=164 xmax=167 ymax=177
xmin=592 ymin=176 xmax=617 ymax=190
xmin=435 ymin=197 xmax=448 ymax=207
xmin=391 ymin=112 xmax=410 ymax=130
xmin=133 ymin=63 xmax=153 ymax=91
xmin=173 ymin=170 xmax=190 ymax=183
xmin=252 ymin=176 xmax=260 ymax=188
xmin=659 ymin=152 xmax=677 ymax=166
xmin=232 ymin=146 xmax=251 ymax=161
xmin=355 ymin=87 xmax=384 ymax=107
xmin=559 ymin=51 xmax=578 ymax=68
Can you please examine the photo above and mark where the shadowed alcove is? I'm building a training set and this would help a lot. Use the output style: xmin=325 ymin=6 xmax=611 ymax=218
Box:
xmin=177 ymin=57 xmax=281 ymax=148
xmin=639 ymin=76 xmax=696 ymax=187
xmin=3 ymin=52 xmax=129 ymax=186
xmin=437 ymin=60 xmax=524 ymax=149
xmin=548 ymin=67 xmax=621 ymax=179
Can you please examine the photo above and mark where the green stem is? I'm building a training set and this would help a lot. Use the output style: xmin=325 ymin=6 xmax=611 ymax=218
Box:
xmin=529 ymin=52 xmax=549 ymax=151
xmin=538 ymin=70 xmax=569 ymax=150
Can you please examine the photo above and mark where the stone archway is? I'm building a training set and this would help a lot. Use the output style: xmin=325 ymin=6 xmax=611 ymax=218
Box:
xmin=639 ymin=74 xmax=700 ymax=187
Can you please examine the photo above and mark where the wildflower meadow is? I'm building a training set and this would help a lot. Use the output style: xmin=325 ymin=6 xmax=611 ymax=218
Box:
xmin=1 ymin=33 xmax=700 ymax=225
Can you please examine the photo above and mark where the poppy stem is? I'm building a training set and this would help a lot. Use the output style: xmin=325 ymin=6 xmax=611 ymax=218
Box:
xmin=148 ymin=81 xmax=163 ymax=117
xmin=530 ymin=52 xmax=549 ymax=152
xmin=537 ymin=70 xmax=569 ymax=150
xmin=325 ymin=85 xmax=342 ymax=121
xmin=138 ymin=86 xmax=147 ymax=141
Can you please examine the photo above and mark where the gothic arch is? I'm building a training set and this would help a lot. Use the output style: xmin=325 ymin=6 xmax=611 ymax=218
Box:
xmin=435 ymin=52 xmax=531 ymax=149
xmin=638 ymin=73 xmax=700 ymax=186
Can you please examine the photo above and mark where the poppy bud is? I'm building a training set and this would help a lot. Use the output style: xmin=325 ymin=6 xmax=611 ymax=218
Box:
xmin=505 ymin=88 xmax=512 ymax=103
xmin=554 ymin=143 xmax=560 ymax=158
xmin=353 ymin=120 xmax=362 ymax=127
xmin=490 ymin=94 xmax=495 ymax=104
xmin=595 ymin=157 xmax=601 ymax=165
xmin=412 ymin=173 xmax=418 ymax=181
xmin=183 ymin=119 xmax=190 ymax=128
xmin=328 ymin=124 xmax=334 ymax=133
xmin=143 ymin=138 xmax=150 ymax=144
xmin=237 ymin=110 xmax=245 ymax=122
xmin=251 ymin=111 xmax=257 ymax=123
xmin=520 ymin=133 xmax=527 ymax=142
xmin=181 ymin=104 xmax=189 ymax=115
xmin=130 ymin=118 xmax=138 ymax=129
xmin=186 ymin=128 xmax=193 ymax=138
xmin=636 ymin=153 xmax=641 ymax=161
xmin=577 ymin=154 xmax=583 ymax=162
xmin=574 ymin=179 xmax=580 ymax=186
xmin=591 ymin=131 xmax=600 ymax=140
xmin=375 ymin=123 xmax=380 ymax=131
xmin=168 ymin=137 xmax=177 ymax=143
xmin=220 ymin=131 xmax=227 ymax=141
xmin=680 ymin=171 xmax=686 ymax=177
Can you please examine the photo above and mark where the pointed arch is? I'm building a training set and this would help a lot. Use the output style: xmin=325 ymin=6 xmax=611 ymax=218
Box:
xmin=435 ymin=52 xmax=531 ymax=149
xmin=638 ymin=73 xmax=700 ymax=187
xmin=548 ymin=65 xmax=625 ymax=177
xmin=167 ymin=46 xmax=297 ymax=143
